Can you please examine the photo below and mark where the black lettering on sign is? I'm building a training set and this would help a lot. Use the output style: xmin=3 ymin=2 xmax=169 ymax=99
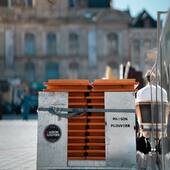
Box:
xmin=44 ymin=124 xmax=61 ymax=143
xmin=120 ymin=117 xmax=128 ymax=121
xmin=112 ymin=116 xmax=128 ymax=121
xmin=111 ymin=124 xmax=130 ymax=128
xmin=112 ymin=117 xmax=118 ymax=120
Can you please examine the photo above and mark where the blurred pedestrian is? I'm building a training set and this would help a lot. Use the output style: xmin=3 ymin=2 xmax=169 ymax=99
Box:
xmin=21 ymin=87 xmax=30 ymax=120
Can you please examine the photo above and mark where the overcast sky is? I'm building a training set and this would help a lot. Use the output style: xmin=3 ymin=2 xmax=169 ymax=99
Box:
xmin=113 ymin=0 xmax=170 ymax=19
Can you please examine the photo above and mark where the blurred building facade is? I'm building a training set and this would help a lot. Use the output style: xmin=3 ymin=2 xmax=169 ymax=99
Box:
xmin=129 ymin=10 xmax=157 ymax=72
xmin=0 ymin=0 xmax=157 ymax=84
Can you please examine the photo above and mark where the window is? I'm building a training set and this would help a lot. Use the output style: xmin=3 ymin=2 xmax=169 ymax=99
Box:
xmin=69 ymin=0 xmax=88 ymax=8
xmin=45 ymin=63 xmax=60 ymax=80
xmin=69 ymin=61 xmax=79 ymax=70
xmin=69 ymin=61 xmax=79 ymax=79
xmin=5 ymin=30 xmax=14 ymax=68
xmin=11 ymin=0 xmax=23 ymax=6
xmin=132 ymin=39 xmax=140 ymax=64
xmin=0 ymin=0 xmax=8 ymax=7
xmin=25 ymin=62 xmax=35 ymax=82
xmin=0 ymin=0 xmax=33 ymax=7
xmin=24 ymin=33 xmax=36 ymax=56
xmin=11 ymin=0 xmax=33 ymax=7
xmin=107 ymin=33 xmax=118 ymax=55
xmin=69 ymin=33 xmax=79 ymax=55
xmin=68 ymin=0 xmax=76 ymax=7
xmin=26 ymin=0 xmax=33 ymax=7
xmin=46 ymin=33 xmax=57 ymax=56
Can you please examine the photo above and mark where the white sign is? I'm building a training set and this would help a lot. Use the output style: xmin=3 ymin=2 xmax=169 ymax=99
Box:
xmin=105 ymin=92 xmax=136 ymax=168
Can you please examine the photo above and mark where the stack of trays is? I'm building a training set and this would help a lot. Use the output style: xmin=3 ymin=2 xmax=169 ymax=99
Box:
xmin=44 ymin=79 xmax=136 ymax=161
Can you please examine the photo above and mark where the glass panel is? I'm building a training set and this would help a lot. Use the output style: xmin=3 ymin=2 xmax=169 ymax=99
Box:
xmin=25 ymin=62 xmax=35 ymax=82
xmin=46 ymin=33 xmax=57 ymax=56
xmin=24 ymin=33 xmax=36 ymax=56
xmin=45 ymin=63 xmax=60 ymax=80
xmin=27 ymin=0 xmax=32 ymax=7
xmin=68 ymin=0 xmax=76 ymax=7
xmin=69 ymin=33 xmax=79 ymax=55
xmin=11 ymin=0 xmax=33 ymax=7
xmin=88 ymin=0 xmax=110 ymax=8
xmin=107 ymin=32 xmax=118 ymax=55
xmin=132 ymin=39 xmax=140 ymax=64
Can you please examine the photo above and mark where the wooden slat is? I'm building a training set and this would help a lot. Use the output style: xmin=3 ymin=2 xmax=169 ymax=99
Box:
xmin=68 ymin=157 xmax=86 ymax=160
xmin=91 ymin=88 xmax=135 ymax=92
xmin=86 ymin=96 xmax=104 ymax=99
xmin=68 ymin=156 xmax=105 ymax=160
xmin=92 ymin=85 xmax=133 ymax=89
xmin=88 ymin=112 xmax=104 ymax=116
xmin=69 ymin=96 xmax=86 ymax=99
xmin=46 ymin=86 xmax=89 ymax=91
xmin=69 ymin=116 xmax=104 ymax=119
xmin=68 ymin=122 xmax=104 ymax=126
xmin=68 ymin=116 xmax=104 ymax=123
xmin=68 ymin=146 xmax=85 ymax=150
xmin=47 ymin=79 xmax=90 ymax=85
xmin=68 ymin=150 xmax=85 ymax=153
xmin=68 ymin=119 xmax=87 ymax=123
xmin=93 ymin=79 xmax=136 ymax=85
xmin=86 ymin=156 xmax=105 ymax=160
xmin=69 ymin=92 xmax=86 ymax=97
xmin=68 ymin=136 xmax=105 ymax=140
xmin=68 ymin=130 xmax=104 ymax=136
xmin=44 ymin=89 xmax=90 ymax=92
xmin=86 ymin=150 xmax=105 ymax=153
xmin=89 ymin=92 xmax=104 ymax=96
xmin=68 ymin=143 xmax=104 ymax=146
xmin=68 ymin=153 xmax=85 ymax=157
xmin=87 ymin=103 xmax=104 ymax=106
xmin=69 ymin=102 xmax=87 ymax=106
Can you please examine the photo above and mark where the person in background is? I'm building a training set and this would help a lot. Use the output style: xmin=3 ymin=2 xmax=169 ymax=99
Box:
xmin=21 ymin=87 xmax=30 ymax=120
xmin=135 ymin=70 xmax=168 ymax=154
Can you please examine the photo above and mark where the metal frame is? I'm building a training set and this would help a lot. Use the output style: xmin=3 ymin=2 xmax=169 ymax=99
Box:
xmin=38 ymin=107 xmax=135 ymax=118
xmin=157 ymin=11 xmax=168 ymax=170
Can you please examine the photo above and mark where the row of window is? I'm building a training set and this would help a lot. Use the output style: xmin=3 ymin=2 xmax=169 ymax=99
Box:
xmin=24 ymin=32 xmax=118 ymax=56
xmin=24 ymin=32 xmax=80 ymax=56
xmin=25 ymin=62 xmax=60 ymax=82
xmin=0 ymin=0 xmax=33 ymax=7
xmin=25 ymin=32 xmax=59 ymax=56
xmin=25 ymin=61 xmax=80 ymax=81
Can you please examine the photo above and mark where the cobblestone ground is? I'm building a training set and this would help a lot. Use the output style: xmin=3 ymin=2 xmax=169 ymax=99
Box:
xmin=0 ymin=120 xmax=37 ymax=170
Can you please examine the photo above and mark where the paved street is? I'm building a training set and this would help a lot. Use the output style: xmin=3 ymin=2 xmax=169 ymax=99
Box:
xmin=0 ymin=120 xmax=37 ymax=170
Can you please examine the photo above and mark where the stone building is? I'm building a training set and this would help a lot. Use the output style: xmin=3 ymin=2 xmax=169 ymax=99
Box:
xmin=0 ymin=0 xmax=131 ymax=84
xmin=129 ymin=10 xmax=157 ymax=73
xmin=0 ymin=0 xmax=157 ymax=85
